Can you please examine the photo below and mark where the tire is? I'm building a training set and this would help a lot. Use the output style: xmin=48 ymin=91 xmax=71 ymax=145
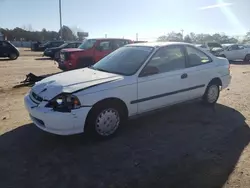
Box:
xmin=54 ymin=52 xmax=60 ymax=60
xmin=202 ymin=83 xmax=220 ymax=105
xmin=244 ymin=54 xmax=250 ymax=62
xmin=85 ymin=102 xmax=126 ymax=138
xmin=9 ymin=53 xmax=18 ymax=60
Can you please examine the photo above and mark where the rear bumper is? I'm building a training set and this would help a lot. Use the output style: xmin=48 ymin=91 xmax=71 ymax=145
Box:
xmin=221 ymin=74 xmax=231 ymax=90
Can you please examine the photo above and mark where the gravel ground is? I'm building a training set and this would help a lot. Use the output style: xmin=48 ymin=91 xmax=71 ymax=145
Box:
xmin=0 ymin=49 xmax=250 ymax=188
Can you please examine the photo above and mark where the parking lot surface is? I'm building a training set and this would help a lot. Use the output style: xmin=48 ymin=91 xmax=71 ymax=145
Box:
xmin=0 ymin=49 xmax=250 ymax=188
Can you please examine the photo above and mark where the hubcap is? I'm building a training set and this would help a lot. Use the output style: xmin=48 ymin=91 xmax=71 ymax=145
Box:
xmin=95 ymin=108 xmax=120 ymax=136
xmin=207 ymin=85 xmax=219 ymax=103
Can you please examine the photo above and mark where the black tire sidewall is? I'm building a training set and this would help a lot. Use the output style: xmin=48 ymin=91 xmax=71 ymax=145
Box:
xmin=244 ymin=54 xmax=250 ymax=62
xmin=9 ymin=53 xmax=18 ymax=60
xmin=85 ymin=103 xmax=125 ymax=138
xmin=203 ymin=84 xmax=220 ymax=104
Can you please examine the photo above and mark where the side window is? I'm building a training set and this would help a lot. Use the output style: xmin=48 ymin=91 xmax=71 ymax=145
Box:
xmin=51 ymin=42 xmax=57 ymax=47
xmin=75 ymin=43 xmax=81 ymax=48
xmin=99 ymin=41 xmax=112 ymax=51
xmin=0 ymin=41 xmax=8 ymax=47
xmin=229 ymin=45 xmax=239 ymax=51
xmin=112 ymin=40 xmax=130 ymax=50
xmin=238 ymin=45 xmax=245 ymax=50
xmin=66 ymin=43 xmax=75 ymax=48
xmin=145 ymin=46 xmax=186 ymax=74
xmin=186 ymin=46 xmax=212 ymax=67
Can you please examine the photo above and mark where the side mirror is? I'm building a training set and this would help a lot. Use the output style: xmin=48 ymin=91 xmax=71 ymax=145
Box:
xmin=140 ymin=66 xmax=159 ymax=77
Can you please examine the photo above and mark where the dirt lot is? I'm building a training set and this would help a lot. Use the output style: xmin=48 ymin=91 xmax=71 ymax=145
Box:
xmin=0 ymin=49 xmax=250 ymax=188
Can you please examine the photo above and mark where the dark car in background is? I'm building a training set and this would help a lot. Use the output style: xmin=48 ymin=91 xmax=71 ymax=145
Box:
xmin=0 ymin=40 xmax=19 ymax=60
xmin=43 ymin=41 xmax=82 ymax=60
xmin=31 ymin=40 xmax=65 ymax=52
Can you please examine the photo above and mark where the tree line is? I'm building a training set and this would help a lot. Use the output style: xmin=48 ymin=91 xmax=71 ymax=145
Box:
xmin=1 ymin=26 xmax=250 ymax=44
xmin=0 ymin=25 xmax=85 ymax=41
xmin=157 ymin=31 xmax=250 ymax=44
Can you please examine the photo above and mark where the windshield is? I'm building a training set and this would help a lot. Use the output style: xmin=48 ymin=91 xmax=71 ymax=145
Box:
xmin=41 ymin=41 xmax=50 ymax=46
xmin=78 ymin=39 xmax=96 ymax=50
xmin=58 ymin=43 xmax=68 ymax=48
xmin=91 ymin=46 xmax=154 ymax=76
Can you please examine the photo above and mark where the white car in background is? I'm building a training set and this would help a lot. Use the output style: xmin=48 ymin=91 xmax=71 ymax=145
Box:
xmin=217 ymin=44 xmax=250 ymax=61
xmin=24 ymin=42 xmax=231 ymax=138
xmin=195 ymin=42 xmax=223 ymax=52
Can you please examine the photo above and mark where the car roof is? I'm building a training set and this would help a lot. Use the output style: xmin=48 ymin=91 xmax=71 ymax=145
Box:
xmin=127 ymin=41 xmax=194 ymax=48
xmin=89 ymin=38 xmax=131 ymax=41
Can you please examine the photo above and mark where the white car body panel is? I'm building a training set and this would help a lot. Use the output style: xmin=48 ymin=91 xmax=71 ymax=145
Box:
xmin=24 ymin=42 xmax=231 ymax=135
xmin=219 ymin=45 xmax=250 ymax=61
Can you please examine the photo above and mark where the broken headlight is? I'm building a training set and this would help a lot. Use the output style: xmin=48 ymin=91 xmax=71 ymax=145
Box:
xmin=45 ymin=93 xmax=81 ymax=112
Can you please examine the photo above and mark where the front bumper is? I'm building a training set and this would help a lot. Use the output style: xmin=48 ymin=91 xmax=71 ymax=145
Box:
xmin=58 ymin=61 xmax=67 ymax=71
xmin=24 ymin=94 xmax=91 ymax=135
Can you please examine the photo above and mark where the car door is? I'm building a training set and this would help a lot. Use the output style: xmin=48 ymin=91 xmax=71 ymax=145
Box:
xmin=0 ymin=41 xmax=5 ymax=57
xmin=224 ymin=45 xmax=240 ymax=60
xmin=0 ymin=41 xmax=9 ymax=57
xmin=137 ymin=45 xmax=191 ymax=113
xmin=237 ymin=45 xmax=247 ymax=59
xmin=184 ymin=45 xmax=214 ymax=98
xmin=94 ymin=40 xmax=113 ymax=62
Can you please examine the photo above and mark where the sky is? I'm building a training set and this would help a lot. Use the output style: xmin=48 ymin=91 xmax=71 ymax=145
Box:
xmin=0 ymin=0 xmax=249 ymax=41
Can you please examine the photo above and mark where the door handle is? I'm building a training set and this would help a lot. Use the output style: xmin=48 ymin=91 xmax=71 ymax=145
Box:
xmin=181 ymin=73 xmax=188 ymax=79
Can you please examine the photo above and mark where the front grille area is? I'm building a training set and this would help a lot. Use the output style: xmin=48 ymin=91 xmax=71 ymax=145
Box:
xmin=30 ymin=114 xmax=45 ymax=127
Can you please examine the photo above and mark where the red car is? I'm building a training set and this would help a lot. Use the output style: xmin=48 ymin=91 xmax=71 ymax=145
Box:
xmin=58 ymin=38 xmax=132 ymax=71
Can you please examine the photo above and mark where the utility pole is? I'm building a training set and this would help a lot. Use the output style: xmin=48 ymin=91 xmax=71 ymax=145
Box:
xmin=59 ymin=0 xmax=63 ymax=39
xmin=181 ymin=29 xmax=184 ymax=40
xmin=136 ymin=33 xmax=138 ymax=41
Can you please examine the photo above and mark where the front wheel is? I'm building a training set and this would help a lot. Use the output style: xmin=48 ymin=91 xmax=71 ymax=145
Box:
xmin=244 ymin=54 xmax=250 ymax=62
xmin=9 ymin=53 xmax=18 ymax=60
xmin=85 ymin=103 xmax=125 ymax=138
xmin=202 ymin=84 xmax=220 ymax=104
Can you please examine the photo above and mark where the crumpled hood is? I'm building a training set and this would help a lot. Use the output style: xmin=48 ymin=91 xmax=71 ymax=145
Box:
xmin=31 ymin=68 xmax=123 ymax=100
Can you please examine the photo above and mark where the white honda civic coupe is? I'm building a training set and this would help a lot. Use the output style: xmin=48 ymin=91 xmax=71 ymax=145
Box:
xmin=24 ymin=42 xmax=231 ymax=138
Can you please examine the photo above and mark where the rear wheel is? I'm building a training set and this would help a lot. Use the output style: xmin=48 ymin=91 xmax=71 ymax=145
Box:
xmin=9 ymin=53 xmax=18 ymax=60
xmin=202 ymin=83 xmax=220 ymax=104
